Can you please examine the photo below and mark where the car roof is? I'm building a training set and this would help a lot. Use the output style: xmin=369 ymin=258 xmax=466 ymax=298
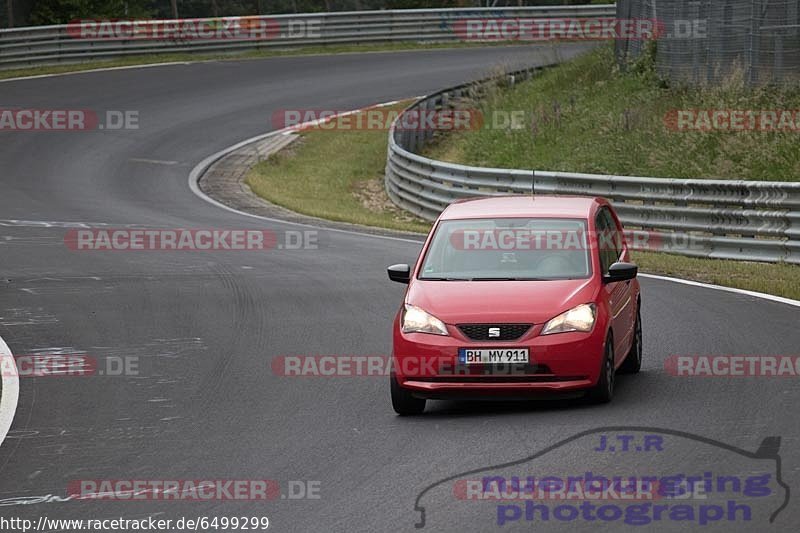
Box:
xmin=438 ymin=195 xmax=607 ymax=220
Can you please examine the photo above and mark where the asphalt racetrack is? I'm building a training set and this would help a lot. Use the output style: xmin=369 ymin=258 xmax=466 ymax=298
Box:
xmin=0 ymin=44 xmax=798 ymax=531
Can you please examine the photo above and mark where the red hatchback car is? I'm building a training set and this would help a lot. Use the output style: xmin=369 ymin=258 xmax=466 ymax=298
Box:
xmin=387 ymin=196 xmax=642 ymax=415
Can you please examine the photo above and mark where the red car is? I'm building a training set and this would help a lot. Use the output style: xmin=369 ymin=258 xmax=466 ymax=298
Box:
xmin=387 ymin=196 xmax=642 ymax=415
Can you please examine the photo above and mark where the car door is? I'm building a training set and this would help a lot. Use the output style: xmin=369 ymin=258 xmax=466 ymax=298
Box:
xmin=608 ymin=207 xmax=638 ymax=345
xmin=596 ymin=207 xmax=633 ymax=364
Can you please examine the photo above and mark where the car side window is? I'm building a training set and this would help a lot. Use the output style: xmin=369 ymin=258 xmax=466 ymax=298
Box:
xmin=601 ymin=208 xmax=622 ymax=262
xmin=595 ymin=208 xmax=618 ymax=275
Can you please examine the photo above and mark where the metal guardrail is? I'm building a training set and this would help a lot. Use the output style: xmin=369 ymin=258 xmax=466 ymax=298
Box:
xmin=0 ymin=5 xmax=616 ymax=69
xmin=385 ymin=68 xmax=800 ymax=264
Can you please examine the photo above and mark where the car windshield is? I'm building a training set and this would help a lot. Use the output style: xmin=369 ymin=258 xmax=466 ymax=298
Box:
xmin=419 ymin=218 xmax=591 ymax=281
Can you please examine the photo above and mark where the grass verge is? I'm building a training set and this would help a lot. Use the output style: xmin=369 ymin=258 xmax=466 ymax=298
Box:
xmin=245 ymin=100 xmax=799 ymax=301
xmin=634 ymin=252 xmax=799 ymax=300
xmin=424 ymin=44 xmax=800 ymax=181
xmin=0 ymin=40 xmax=549 ymax=81
xmin=246 ymin=102 xmax=430 ymax=234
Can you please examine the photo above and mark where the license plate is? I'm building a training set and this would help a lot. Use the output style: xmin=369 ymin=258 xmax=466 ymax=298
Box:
xmin=458 ymin=348 xmax=530 ymax=365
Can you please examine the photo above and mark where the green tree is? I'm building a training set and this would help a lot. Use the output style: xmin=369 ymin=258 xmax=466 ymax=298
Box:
xmin=30 ymin=0 xmax=155 ymax=24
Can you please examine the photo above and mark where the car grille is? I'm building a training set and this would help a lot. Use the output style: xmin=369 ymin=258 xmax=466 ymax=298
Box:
xmin=457 ymin=324 xmax=532 ymax=341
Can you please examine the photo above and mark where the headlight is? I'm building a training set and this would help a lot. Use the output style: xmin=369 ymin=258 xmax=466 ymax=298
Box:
xmin=541 ymin=303 xmax=596 ymax=335
xmin=402 ymin=304 xmax=449 ymax=336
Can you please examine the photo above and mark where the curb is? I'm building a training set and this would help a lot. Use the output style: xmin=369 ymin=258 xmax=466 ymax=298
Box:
xmin=192 ymin=100 xmax=428 ymax=243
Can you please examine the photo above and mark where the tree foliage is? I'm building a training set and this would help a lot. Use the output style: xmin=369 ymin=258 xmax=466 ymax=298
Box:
xmin=14 ymin=0 xmax=598 ymax=26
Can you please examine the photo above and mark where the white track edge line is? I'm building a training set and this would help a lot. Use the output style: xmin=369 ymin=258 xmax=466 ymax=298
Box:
xmin=639 ymin=273 xmax=800 ymax=308
xmin=0 ymin=334 xmax=19 ymax=447
xmin=0 ymin=61 xmax=192 ymax=83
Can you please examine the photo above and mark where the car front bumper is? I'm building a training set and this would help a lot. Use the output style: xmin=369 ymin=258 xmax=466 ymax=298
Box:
xmin=392 ymin=323 xmax=606 ymax=397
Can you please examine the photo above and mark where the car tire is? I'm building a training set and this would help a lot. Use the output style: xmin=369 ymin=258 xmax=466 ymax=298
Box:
xmin=619 ymin=302 xmax=642 ymax=374
xmin=391 ymin=374 xmax=426 ymax=415
xmin=587 ymin=335 xmax=615 ymax=404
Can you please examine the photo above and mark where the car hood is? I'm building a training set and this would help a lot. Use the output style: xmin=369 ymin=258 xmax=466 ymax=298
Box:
xmin=406 ymin=278 xmax=597 ymax=325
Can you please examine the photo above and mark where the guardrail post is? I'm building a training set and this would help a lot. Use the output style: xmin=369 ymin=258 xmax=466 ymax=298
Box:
xmin=425 ymin=97 xmax=435 ymax=143
xmin=418 ymin=101 xmax=426 ymax=146
xmin=412 ymin=101 xmax=423 ymax=152
xmin=748 ymin=0 xmax=760 ymax=86
xmin=774 ymin=33 xmax=784 ymax=84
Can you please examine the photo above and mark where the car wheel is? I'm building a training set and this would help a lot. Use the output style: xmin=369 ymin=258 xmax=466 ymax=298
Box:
xmin=587 ymin=336 xmax=615 ymax=404
xmin=391 ymin=374 xmax=426 ymax=415
xmin=619 ymin=303 xmax=642 ymax=374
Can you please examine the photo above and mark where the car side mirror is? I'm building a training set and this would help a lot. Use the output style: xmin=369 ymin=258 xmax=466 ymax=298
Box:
xmin=604 ymin=262 xmax=638 ymax=283
xmin=387 ymin=264 xmax=411 ymax=284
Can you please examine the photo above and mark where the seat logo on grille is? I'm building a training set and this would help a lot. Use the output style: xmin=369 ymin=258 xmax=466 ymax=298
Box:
xmin=488 ymin=327 xmax=501 ymax=338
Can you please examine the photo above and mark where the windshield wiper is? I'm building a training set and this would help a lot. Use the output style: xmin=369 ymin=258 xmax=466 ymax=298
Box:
xmin=471 ymin=277 xmax=551 ymax=281
xmin=418 ymin=277 xmax=471 ymax=281
xmin=420 ymin=277 xmax=558 ymax=281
